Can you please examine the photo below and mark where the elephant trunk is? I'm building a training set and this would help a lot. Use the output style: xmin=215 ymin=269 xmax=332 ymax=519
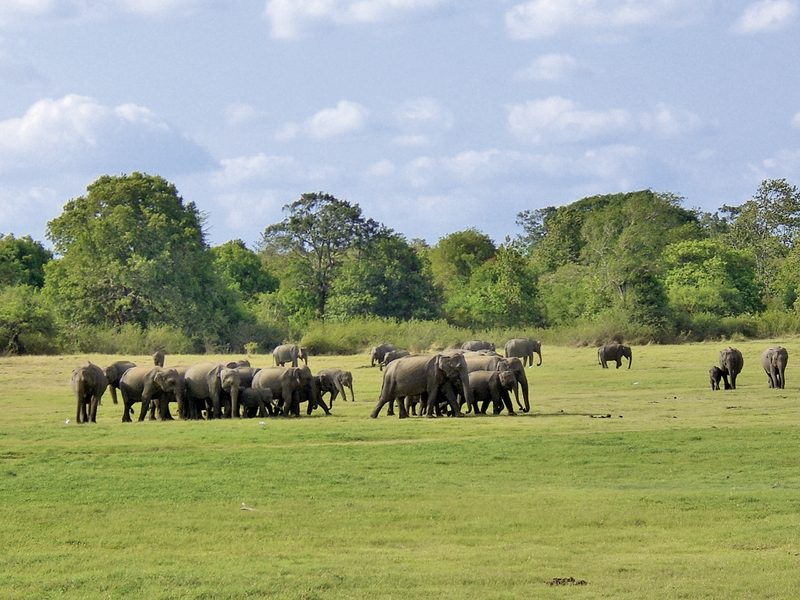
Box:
xmin=627 ymin=353 xmax=632 ymax=369
xmin=535 ymin=350 xmax=542 ymax=366
xmin=230 ymin=386 xmax=240 ymax=418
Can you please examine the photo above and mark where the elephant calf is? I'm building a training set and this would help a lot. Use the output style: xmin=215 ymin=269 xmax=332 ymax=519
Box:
xmin=709 ymin=366 xmax=723 ymax=391
xmin=71 ymin=362 xmax=108 ymax=423
xmin=467 ymin=370 xmax=517 ymax=415
xmin=239 ymin=388 xmax=273 ymax=418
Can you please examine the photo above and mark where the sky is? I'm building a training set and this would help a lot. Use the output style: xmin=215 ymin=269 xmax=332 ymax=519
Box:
xmin=1 ymin=0 xmax=799 ymax=249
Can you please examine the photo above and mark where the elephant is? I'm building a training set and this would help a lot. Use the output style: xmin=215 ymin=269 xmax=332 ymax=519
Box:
xmin=598 ymin=343 xmax=632 ymax=369
xmin=461 ymin=340 xmax=495 ymax=352
xmin=316 ymin=368 xmax=355 ymax=405
xmin=273 ymin=343 xmax=305 ymax=367
xmin=238 ymin=387 xmax=272 ymax=418
xmin=380 ymin=349 xmax=410 ymax=371
xmin=370 ymin=343 xmax=396 ymax=367
xmin=296 ymin=365 xmax=328 ymax=415
xmin=184 ymin=362 xmax=241 ymax=419
xmin=463 ymin=353 xmax=530 ymax=413
xmin=225 ymin=359 xmax=251 ymax=368
xmin=370 ymin=353 xmax=470 ymax=419
xmin=104 ymin=360 xmax=136 ymax=405
xmin=719 ymin=347 xmax=744 ymax=390
xmin=761 ymin=346 xmax=788 ymax=389
xmin=504 ymin=338 xmax=542 ymax=367
xmin=252 ymin=367 xmax=304 ymax=416
xmin=71 ymin=362 xmax=108 ymax=423
xmin=153 ymin=350 xmax=165 ymax=367
xmin=709 ymin=366 xmax=723 ymax=391
xmin=119 ymin=366 xmax=184 ymax=423
xmin=467 ymin=370 xmax=517 ymax=415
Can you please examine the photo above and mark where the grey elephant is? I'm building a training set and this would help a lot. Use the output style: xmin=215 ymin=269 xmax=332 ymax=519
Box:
xmin=504 ymin=338 xmax=542 ymax=367
xmin=317 ymin=368 xmax=355 ymax=405
xmin=272 ymin=343 xmax=305 ymax=367
xmin=104 ymin=360 xmax=136 ymax=405
xmin=463 ymin=353 xmax=530 ymax=413
xmin=598 ymin=343 xmax=632 ymax=369
xmin=467 ymin=370 xmax=517 ymax=415
xmin=370 ymin=353 xmax=470 ymax=419
xmin=238 ymin=388 xmax=272 ymax=418
xmin=225 ymin=359 xmax=251 ymax=368
xmin=709 ymin=366 xmax=723 ymax=391
xmin=380 ymin=349 xmax=410 ymax=371
xmin=296 ymin=365 xmax=328 ymax=415
xmin=119 ymin=366 xmax=184 ymax=423
xmin=71 ymin=362 xmax=108 ymax=423
xmin=184 ymin=362 xmax=241 ymax=419
xmin=252 ymin=367 xmax=304 ymax=416
xmin=370 ymin=343 xmax=396 ymax=367
xmin=761 ymin=346 xmax=788 ymax=389
xmin=152 ymin=350 xmax=165 ymax=367
xmin=719 ymin=347 xmax=744 ymax=390
xmin=461 ymin=340 xmax=495 ymax=352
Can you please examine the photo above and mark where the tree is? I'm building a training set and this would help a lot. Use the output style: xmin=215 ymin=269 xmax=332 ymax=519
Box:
xmin=0 ymin=285 xmax=56 ymax=354
xmin=44 ymin=173 xmax=232 ymax=340
xmin=260 ymin=192 xmax=381 ymax=317
xmin=428 ymin=229 xmax=496 ymax=298
xmin=211 ymin=239 xmax=278 ymax=297
xmin=0 ymin=234 xmax=52 ymax=288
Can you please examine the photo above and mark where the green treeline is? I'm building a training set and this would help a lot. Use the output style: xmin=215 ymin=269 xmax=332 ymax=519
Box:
xmin=2 ymin=172 xmax=800 ymax=355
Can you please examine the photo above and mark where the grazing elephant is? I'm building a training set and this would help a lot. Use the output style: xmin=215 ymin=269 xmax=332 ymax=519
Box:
xmin=463 ymin=353 xmax=530 ymax=413
xmin=184 ymin=362 xmax=241 ymax=419
xmin=71 ymin=362 xmax=108 ymax=423
xmin=252 ymin=367 xmax=304 ymax=416
xmin=598 ymin=343 xmax=632 ymax=369
xmin=238 ymin=388 xmax=272 ymax=418
xmin=371 ymin=354 xmax=470 ymax=419
xmin=273 ymin=343 xmax=304 ymax=367
xmin=119 ymin=366 xmax=184 ymax=423
xmin=104 ymin=360 xmax=136 ymax=405
xmin=709 ymin=366 xmax=723 ymax=391
xmin=761 ymin=346 xmax=788 ymax=389
xmin=153 ymin=350 xmax=165 ymax=367
xmin=380 ymin=349 xmax=410 ymax=371
xmin=504 ymin=338 xmax=542 ymax=367
xmin=317 ymin=368 xmax=355 ymax=405
xmin=467 ymin=370 xmax=517 ymax=415
xmin=370 ymin=343 xmax=396 ymax=367
xmin=719 ymin=347 xmax=744 ymax=390
xmin=461 ymin=340 xmax=495 ymax=352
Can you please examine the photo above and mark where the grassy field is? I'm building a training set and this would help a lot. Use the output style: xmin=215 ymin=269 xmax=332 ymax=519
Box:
xmin=2 ymin=341 xmax=800 ymax=599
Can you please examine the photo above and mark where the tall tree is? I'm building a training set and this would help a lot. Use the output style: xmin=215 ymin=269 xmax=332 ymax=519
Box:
xmin=260 ymin=192 xmax=381 ymax=317
xmin=211 ymin=239 xmax=278 ymax=297
xmin=0 ymin=234 xmax=52 ymax=288
xmin=428 ymin=228 xmax=496 ymax=295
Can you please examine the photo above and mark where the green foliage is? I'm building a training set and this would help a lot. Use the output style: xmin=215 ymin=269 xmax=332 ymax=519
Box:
xmin=211 ymin=239 xmax=278 ymax=297
xmin=0 ymin=285 xmax=57 ymax=354
xmin=0 ymin=234 xmax=52 ymax=288
xmin=427 ymin=228 xmax=496 ymax=294
xmin=538 ymin=263 xmax=594 ymax=325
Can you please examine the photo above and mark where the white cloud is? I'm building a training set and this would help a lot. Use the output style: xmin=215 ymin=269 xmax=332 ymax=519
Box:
xmin=792 ymin=112 xmax=800 ymax=128
xmin=505 ymin=0 xmax=709 ymax=39
xmin=263 ymin=0 xmax=447 ymax=39
xmin=733 ymin=0 xmax=798 ymax=33
xmin=365 ymin=159 xmax=396 ymax=177
xmin=0 ymin=94 xmax=212 ymax=176
xmin=277 ymin=100 xmax=368 ymax=140
xmin=508 ymin=96 xmax=633 ymax=144
xmin=515 ymin=53 xmax=579 ymax=81
xmin=639 ymin=103 xmax=702 ymax=138
xmin=224 ymin=103 xmax=263 ymax=127
xmin=213 ymin=154 xmax=299 ymax=186
xmin=395 ymin=97 xmax=453 ymax=129
xmin=751 ymin=149 xmax=800 ymax=179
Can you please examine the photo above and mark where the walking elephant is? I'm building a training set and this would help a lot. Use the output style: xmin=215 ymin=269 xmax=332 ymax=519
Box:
xmin=463 ymin=353 xmax=530 ymax=413
xmin=504 ymin=338 xmax=542 ymax=367
xmin=152 ymin=350 xmax=165 ymax=367
xmin=761 ymin=346 xmax=788 ymax=389
xmin=317 ymin=368 xmax=355 ymax=405
xmin=461 ymin=340 xmax=495 ymax=352
xmin=104 ymin=360 xmax=136 ymax=405
xmin=380 ymin=349 xmax=410 ymax=371
xmin=719 ymin=347 xmax=743 ymax=390
xmin=370 ymin=343 xmax=396 ymax=367
xmin=71 ymin=362 xmax=108 ymax=423
xmin=467 ymin=370 xmax=517 ymax=415
xmin=184 ymin=362 xmax=241 ymax=419
xmin=119 ymin=366 xmax=184 ymax=423
xmin=370 ymin=353 xmax=470 ymax=419
xmin=273 ymin=344 xmax=305 ymax=367
xmin=252 ymin=367 xmax=304 ymax=416
xmin=709 ymin=366 xmax=724 ymax=391
xmin=598 ymin=343 xmax=632 ymax=369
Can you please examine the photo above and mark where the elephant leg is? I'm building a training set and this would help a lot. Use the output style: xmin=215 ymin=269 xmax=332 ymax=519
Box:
xmin=109 ymin=386 xmax=118 ymax=405
xmin=500 ymin=389 xmax=516 ymax=415
xmin=138 ymin=397 xmax=151 ymax=422
xmin=89 ymin=396 xmax=99 ymax=422
xmin=317 ymin=397 xmax=331 ymax=415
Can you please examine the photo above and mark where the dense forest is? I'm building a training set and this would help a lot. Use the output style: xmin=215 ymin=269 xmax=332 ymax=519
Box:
xmin=2 ymin=172 xmax=800 ymax=355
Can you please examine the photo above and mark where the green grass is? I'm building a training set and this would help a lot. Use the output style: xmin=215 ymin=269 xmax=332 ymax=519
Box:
xmin=2 ymin=341 xmax=800 ymax=598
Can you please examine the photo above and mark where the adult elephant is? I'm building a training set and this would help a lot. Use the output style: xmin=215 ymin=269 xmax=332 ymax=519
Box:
xmin=468 ymin=370 xmax=517 ymax=415
xmin=252 ymin=367 xmax=303 ymax=416
xmin=296 ymin=365 xmax=328 ymax=415
xmin=504 ymin=338 xmax=542 ymax=367
xmin=370 ymin=343 xmax=396 ymax=367
xmin=273 ymin=343 xmax=304 ymax=367
xmin=380 ymin=349 xmax=410 ymax=371
xmin=598 ymin=343 xmax=632 ymax=369
xmin=104 ymin=360 xmax=136 ymax=405
xmin=119 ymin=366 xmax=184 ymax=423
xmin=463 ymin=353 xmax=529 ymax=413
xmin=370 ymin=353 xmax=470 ymax=419
xmin=184 ymin=362 xmax=242 ymax=419
xmin=317 ymin=368 xmax=355 ymax=405
xmin=719 ymin=347 xmax=744 ymax=390
xmin=461 ymin=340 xmax=495 ymax=352
xmin=761 ymin=346 xmax=788 ymax=389
xmin=71 ymin=362 xmax=108 ymax=423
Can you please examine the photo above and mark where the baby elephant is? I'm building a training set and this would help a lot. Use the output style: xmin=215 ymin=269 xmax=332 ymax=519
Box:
xmin=238 ymin=388 xmax=273 ymax=418
xmin=709 ymin=366 xmax=724 ymax=391
xmin=467 ymin=370 xmax=518 ymax=415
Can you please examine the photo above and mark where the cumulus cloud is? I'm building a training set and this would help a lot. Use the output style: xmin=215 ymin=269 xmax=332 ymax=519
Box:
xmin=515 ymin=53 xmax=579 ymax=81
xmin=0 ymin=94 xmax=213 ymax=176
xmin=733 ymin=0 xmax=798 ymax=33
xmin=276 ymin=100 xmax=368 ymax=140
xmin=263 ymin=0 xmax=447 ymax=39
xmin=391 ymin=97 xmax=453 ymax=145
xmin=639 ymin=103 xmax=703 ymax=138
xmin=505 ymin=0 xmax=709 ymax=39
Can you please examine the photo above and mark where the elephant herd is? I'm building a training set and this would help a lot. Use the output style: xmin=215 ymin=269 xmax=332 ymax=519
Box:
xmin=70 ymin=345 xmax=355 ymax=423
xmin=709 ymin=346 xmax=789 ymax=390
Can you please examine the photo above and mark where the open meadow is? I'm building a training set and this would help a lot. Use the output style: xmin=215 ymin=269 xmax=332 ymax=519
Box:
xmin=2 ymin=341 xmax=800 ymax=599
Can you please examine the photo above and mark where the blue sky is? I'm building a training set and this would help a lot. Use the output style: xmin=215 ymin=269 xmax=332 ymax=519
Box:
xmin=1 ymin=1 xmax=799 ymax=248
